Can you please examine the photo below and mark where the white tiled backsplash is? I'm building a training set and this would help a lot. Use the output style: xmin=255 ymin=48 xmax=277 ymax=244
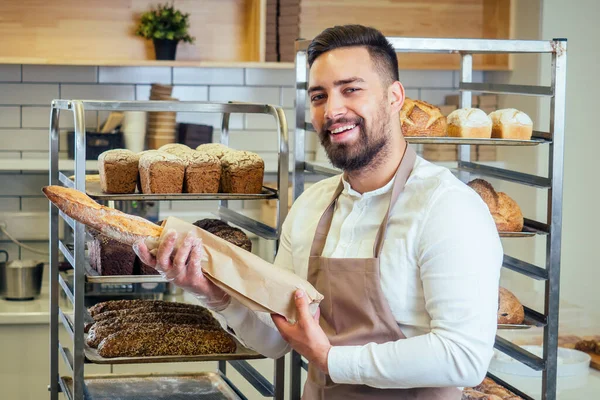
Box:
xmin=0 ymin=64 xmax=484 ymax=260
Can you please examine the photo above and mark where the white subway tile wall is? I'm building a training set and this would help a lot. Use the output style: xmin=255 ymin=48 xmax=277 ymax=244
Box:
xmin=0 ymin=64 xmax=483 ymax=258
xmin=23 ymin=66 xmax=97 ymax=83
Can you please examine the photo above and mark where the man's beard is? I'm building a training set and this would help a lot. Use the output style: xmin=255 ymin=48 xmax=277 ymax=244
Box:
xmin=318 ymin=106 xmax=390 ymax=172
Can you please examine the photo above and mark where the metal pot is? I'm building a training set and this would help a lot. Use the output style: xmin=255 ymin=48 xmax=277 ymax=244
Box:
xmin=0 ymin=250 xmax=45 ymax=301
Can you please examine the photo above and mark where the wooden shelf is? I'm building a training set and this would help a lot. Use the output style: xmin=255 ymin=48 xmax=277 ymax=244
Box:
xmin=0 ymin=57 xmax=294 ymax=69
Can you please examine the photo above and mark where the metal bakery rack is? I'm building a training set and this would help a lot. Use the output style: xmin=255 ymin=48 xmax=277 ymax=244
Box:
xmin=48 ymin=100 xmax=290 ymax=400
xmin=290 ymin=37 xmax=566 ymax=400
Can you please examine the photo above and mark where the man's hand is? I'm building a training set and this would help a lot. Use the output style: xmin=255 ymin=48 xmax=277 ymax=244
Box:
xmin=133 ymin=230 xmax=230 ymax=311
xmin=272 ymin=290 xmax=331 ymax=374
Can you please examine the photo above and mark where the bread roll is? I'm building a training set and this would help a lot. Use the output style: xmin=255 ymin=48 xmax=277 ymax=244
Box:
xmin=42 ymin=185 xmax=162 ymax=246
xmin=400 ymin=98 xmax=447 ymax=137
xmin=498 ymin=287 xmax=525 ymax=325
xmin=489 ymin=108 xmax=533 ymax=140
xmin=461 ymin=390 xmax=503 ymax=400
xmin=447 ymin=108 xmax=492 ymax=138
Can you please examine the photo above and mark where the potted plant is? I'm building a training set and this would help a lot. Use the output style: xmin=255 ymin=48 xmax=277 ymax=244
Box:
xmin=135 ymin=2 xmax=196 ymax=60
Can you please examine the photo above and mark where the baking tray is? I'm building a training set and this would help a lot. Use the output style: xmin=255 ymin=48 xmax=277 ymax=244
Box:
xmin=497 ymin=323 xmax=532 ymax=330
xmin=84 ymin=180 xmax=278 ymax=201
xmin=64 ymin=313 xmax=264 ymax=364
xmin=83 ymin=335 xmax=263 ymax=364
xmin=60 ymin=372 xmax=242 ymax=400
xmin=405 ymin=137 xmax=547 ymax=146
xmin=85 ymin=263 xmax=167 ymax=283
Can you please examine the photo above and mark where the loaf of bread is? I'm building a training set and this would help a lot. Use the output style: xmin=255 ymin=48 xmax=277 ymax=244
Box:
xmin=42 ymin=185 xmax=163 ymax=246
xmin=88 ymin=233 xmax=136 ymax=276
xmin=220 ymin=150 xmax=265 ymax=194
xmin=193 ymin=219 xmax=252 ymax=252
xmin=88 ymin=317 xmax=222 ymax=348
xmin=467 ymin=179 xmax=524 ymax=232
xmin=196 ymin=143 xmax=232 ymax=159
xmin=98 ymin=149 xmax=140 ymax=194
xmin=471 ymin=377 xmax=523 ymax=400
xmin=489 ymin=108 xmax=533 ymax=140
xmin=97 ymin=325 xmax=236 ymax=358
xmin=139 ymin=151 xmax=186 ymax=194
xmin=461 ymin=389 xmax=503 ymax=400
xmin=498 ymin=287 xmax=525 ymax=325
xmin=92 ymin=306 xmax=215 ymax=323
xmin=447 ymin=108 xmax=492 ymax=138
xmin=88 ymin=299 xmax=210 ymax=318
xmin=575 ymin=339 xmax=600 ymax=354
xmin=158 ymin=143 xmax=193 ymax=154
xmin=493 ymin=192 xmax=524 ymax=232
xmin=400 ymin=98 xmax=447 ymax=137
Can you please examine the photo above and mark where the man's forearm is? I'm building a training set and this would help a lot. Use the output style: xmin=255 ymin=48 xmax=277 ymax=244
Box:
xmin=218 ymin=298 xmax=292 ymax=359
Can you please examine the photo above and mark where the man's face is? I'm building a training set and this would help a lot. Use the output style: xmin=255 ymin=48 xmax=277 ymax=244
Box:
xmin=308 ymin=47 xmax=395 ymax=172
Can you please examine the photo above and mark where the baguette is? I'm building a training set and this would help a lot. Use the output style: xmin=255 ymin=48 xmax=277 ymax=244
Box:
xmin=88 ymin=299 xmax=211 ymax=318
xmin=92 ymin=307 xmax=215 ymax=323
xmin=42 ymin=185 xmax=162 ymax=246
xmin=87 ymin=320 xmax=222 ymax=348
xmin=97 ymin=325 xmax=236 ymax=358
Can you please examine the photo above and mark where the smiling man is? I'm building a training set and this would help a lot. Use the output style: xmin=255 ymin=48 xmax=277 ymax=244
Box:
xmin=135 ymin=25 xmax=503 ymax=399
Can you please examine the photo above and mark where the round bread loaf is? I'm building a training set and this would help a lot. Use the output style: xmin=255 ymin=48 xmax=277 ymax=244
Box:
xmin=498 ymin=287 xmax=525 ymax=325
xmin=492 ymin=192 xmax=524 ymax=232
xmin=193 ymin=218 xmax=230 ymax=232
xmin=447 ymin=108 xmax=492 ymax=138
xmin=400 ymin=98 xmax=447 ymax=137
xmin=467 ymin=179 xmax=499 ymax=212
xmin=210 ymin=225 xmax=252 ymax=252
xmin=489 ymin=108 xmax=533 ymax=140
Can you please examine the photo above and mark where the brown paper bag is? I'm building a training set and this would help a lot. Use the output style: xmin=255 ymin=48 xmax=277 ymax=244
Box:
xmin=147 ymin=216 xmax=324 ymax=322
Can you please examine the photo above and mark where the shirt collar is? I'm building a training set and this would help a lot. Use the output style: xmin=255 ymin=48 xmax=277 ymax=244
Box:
xmin=341 ymin=173 xmax=396 ymax=199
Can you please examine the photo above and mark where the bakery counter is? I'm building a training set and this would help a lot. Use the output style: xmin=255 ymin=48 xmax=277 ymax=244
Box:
xmin=0 ymin=292 xmax=50 ymax=325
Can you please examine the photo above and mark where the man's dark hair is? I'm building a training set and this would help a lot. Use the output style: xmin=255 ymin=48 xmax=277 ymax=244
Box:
xmin=307 ymin=25 xmax=399 ymax=85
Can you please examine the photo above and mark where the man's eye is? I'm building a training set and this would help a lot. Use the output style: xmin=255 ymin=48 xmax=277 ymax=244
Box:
xmin=311 ymin=94 xmax=325 ymax=102
xmin=345 ymin=88 xmax=360 ymax=94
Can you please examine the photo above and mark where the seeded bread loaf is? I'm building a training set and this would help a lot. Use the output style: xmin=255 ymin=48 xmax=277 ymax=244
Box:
xmin=97 ymin=325 xmax=236 ymax=358
xmin=139 ymin=151 xmax=186 ymax=194
xmin=447 ymin=108 xmax=492 ymax=138
xmin=196 ymin=143 xmax=232 ymax=159
xmin=181 ymin=152 xmax=221 ymax=193
xmin=88 ymin=299 xmax=210 ymax=318
xmin=98 ymin=149 xmax=140 ymax=194
xmin=220 ymin=150 xmax=265 ymax=194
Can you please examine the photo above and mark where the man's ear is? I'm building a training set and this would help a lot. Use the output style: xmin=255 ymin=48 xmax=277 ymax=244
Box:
xmin=388 ymin=81 xmax=405 ymax=114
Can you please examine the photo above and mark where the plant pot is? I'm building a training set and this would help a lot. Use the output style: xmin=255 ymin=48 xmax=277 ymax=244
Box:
xmin=153 ymin=39 xmax=179 ymax=60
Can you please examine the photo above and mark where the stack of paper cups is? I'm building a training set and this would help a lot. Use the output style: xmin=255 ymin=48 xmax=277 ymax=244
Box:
xmin=122 ymin=111 xmax=147 ymax=153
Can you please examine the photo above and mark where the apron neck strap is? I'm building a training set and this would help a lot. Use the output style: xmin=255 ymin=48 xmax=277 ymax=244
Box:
xmin=309 ymin=144 xmax=417 ymax=258
xmin=373 ymin=145 xmax=416 ymax=258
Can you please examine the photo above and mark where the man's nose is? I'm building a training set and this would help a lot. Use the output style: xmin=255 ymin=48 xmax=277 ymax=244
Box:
xmin=324 ymin=94 xmax=346 ymax=120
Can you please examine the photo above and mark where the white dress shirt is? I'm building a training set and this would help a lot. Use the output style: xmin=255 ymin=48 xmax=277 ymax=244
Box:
xmin=217 ymin=155 xmax=503 ymax=389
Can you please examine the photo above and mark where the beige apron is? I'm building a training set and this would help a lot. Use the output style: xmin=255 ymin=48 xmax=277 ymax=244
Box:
xmin=303 ymin=145 xmax=462 ymax=400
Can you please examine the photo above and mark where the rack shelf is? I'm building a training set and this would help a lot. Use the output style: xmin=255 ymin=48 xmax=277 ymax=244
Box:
xmin=49 ymin=100 xmax=290 ymax=400
xmin=291 ymin=37 xmax=566 ymax=400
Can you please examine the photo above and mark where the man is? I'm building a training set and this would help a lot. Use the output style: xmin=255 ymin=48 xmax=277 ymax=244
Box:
xmin=134 ymin=25 xmax=503 ymax=399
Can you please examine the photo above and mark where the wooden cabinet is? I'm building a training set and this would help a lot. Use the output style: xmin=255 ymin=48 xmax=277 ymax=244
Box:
xmin=298 ymin=0 xmax=511 ymax=70
xmin=0 ymin=0 xmax=511 ymax=69
xmin=0 ymin=0 xmax=266 ymax=65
